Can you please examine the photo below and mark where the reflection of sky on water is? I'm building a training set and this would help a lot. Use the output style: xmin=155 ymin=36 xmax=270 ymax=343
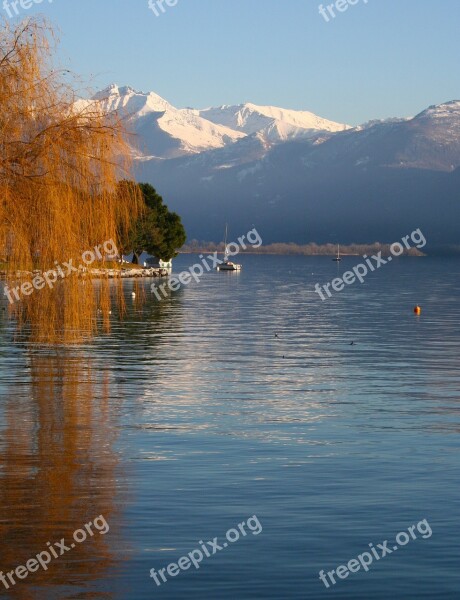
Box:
xmin=1 ymin=256 xmax=460 ymax=599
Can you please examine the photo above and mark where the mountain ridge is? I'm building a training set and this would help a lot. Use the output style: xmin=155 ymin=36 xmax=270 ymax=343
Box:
xmin=91 ymin=84 xmax=351 ymax=156
xmin=88 ymin=86 xmax=460 ymax=246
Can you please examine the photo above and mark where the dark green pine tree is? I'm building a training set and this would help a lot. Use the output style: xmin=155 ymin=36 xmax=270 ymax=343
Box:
xmin=118 ymin=182 xmax=187 ymax=264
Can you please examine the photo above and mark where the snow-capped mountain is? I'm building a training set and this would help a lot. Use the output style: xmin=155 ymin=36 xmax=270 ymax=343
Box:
xmin=134 ymin=98 xmax=460 ymax=247
xmin=92 ymin=84 xmax=245 ymax=158
xmin=294 ymin=99 xmax=460 ymax=172
xmin=90 ymin=85 xmax=350 ymax=158
xmin=84 ymin=87 xmax=460 ymax=246
xmin=195 ymin=103 xmax=350 ymax=142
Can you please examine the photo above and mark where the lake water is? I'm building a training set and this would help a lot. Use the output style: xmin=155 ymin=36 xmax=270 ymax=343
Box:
xmin=1 ymin=254 xmax=459 ymax=599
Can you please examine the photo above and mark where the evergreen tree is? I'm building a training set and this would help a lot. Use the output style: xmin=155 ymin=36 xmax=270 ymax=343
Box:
xmin=119 ymin=182 xmax=186 ymax=264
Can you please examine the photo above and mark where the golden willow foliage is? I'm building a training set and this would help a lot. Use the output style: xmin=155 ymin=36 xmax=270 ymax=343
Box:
xmin=0 ymin=19 xmax=143 ymax=343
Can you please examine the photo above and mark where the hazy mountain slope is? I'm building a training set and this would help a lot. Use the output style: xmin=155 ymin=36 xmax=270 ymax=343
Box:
xmin=297 ymin=101 xmax=460 ymax=172
xmin=135 ymin=100 xmax=460 ymax=246
xmin=82 ymin=87 xmax=460 ymax=246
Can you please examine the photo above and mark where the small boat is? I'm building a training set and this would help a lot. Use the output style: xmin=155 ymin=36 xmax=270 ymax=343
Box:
xmin=333 ymin=244 xmax=342 ymax=262
xmin=218 ymin=260 xmax=242 ymax=271
xmin=217 ymin=224 xmax=242 ymax=271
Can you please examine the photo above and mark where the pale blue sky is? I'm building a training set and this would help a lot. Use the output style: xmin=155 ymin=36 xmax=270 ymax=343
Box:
xmin=5 ymin=0 xmax=460 ymax=125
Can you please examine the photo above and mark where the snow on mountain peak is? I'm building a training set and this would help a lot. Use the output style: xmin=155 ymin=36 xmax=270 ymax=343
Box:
xmin=95 ymin=83 xmax=120 ymax=97
xmin=198 ymin=102 xmax=350 ymax=142
xmin=87 ymin=85 xmax=351 ymax=158
xmin=90 ymin=85 xmax=245 ymax=158
xmin=93 ymin=84 xmax=172 ymax=116
xmin=415 ymin=100 xmax=460 ymax=120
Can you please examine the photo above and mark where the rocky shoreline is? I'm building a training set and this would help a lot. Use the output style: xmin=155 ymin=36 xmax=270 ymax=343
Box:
xmin=0 ymin=267 xmax=171 ymax=280
xmin=88 ymin=267 xmax=171 ymax=278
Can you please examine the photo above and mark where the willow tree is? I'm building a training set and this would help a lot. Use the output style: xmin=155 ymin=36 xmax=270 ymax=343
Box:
xmin=0 ymin=18 xmax=142 ymax=343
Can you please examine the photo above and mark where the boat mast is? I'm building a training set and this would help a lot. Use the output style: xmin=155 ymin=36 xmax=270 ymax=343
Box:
xmin=224 ymin=223 xmax=228 ymax=261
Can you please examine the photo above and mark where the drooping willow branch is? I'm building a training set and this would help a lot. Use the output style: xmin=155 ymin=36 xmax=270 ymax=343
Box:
xmin=0 ymin=17 xmax=143 ymax=343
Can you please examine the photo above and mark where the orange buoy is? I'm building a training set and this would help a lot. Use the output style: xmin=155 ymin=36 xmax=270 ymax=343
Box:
xmin=414 ymin=305 xmax=421 ymax=315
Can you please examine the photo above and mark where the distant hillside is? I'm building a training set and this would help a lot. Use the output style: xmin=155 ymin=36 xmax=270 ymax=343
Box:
xmin=181 ymin=241 xmax=425 ymax=257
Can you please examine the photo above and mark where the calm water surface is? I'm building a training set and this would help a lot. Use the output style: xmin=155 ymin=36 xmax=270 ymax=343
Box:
xmin=1 ymin=255 xmax=459 ymax=599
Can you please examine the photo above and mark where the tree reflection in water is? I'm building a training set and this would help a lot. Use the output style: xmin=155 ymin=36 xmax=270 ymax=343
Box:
xmin=0 ymin=350 xmax=123 ymax=599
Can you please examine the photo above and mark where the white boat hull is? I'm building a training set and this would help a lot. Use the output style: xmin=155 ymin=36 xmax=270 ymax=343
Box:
xmin=218 ymin=262 xmax=242 ymax=271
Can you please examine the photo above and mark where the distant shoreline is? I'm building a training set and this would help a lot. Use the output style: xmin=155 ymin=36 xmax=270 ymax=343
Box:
xmin=180 ymin=242 xmax=426 ymax=257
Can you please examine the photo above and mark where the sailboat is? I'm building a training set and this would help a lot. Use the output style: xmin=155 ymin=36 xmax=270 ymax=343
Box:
xmin=217 ymin=224 xmax=242 ymax=271
xmin=333 ymin=244 xmax=342 ymax=262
